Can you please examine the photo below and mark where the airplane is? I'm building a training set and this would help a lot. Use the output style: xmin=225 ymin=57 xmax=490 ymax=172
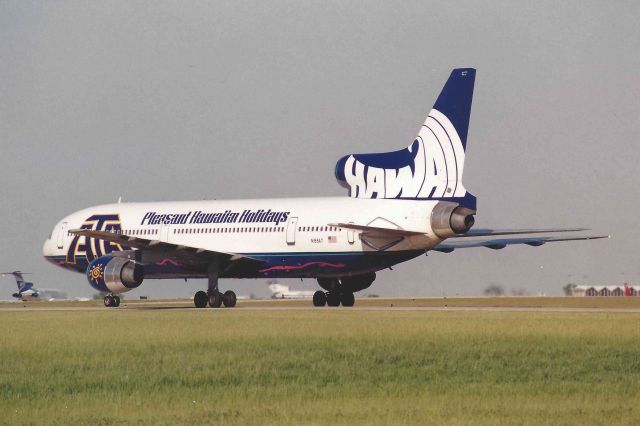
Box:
xmin=268 ymin=282 xmax=316 ymax=299
xmin=1 ymin=271 xmax=39 ymax=301
xmin=42 ymin=68 xmax=607 ymax=308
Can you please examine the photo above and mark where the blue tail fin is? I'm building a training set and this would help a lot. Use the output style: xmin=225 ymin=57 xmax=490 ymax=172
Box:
xmin=335 ymin=68 xmax=476 ymax=209
xmin=433 ymin=68 xmax=475 ymax=149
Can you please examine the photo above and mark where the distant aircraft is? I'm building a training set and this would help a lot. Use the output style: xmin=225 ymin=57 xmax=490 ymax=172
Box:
xmin=268 ymin=282 xmax=315 ymax=299
xmin=1 ymin=271 xmax=39 ymax=301
xmin=42 ymin=68 xmax=607 ymax=309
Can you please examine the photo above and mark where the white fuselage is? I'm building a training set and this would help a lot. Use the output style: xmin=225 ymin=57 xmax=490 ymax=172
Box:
xmin=17 ymin=289 xmax=39 ymax=301
xmin=43 ymin=197 xmax=443 ymax=264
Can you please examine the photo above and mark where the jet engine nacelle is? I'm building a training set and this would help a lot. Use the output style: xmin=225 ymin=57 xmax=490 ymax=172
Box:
xmin=430 ymin=201 xmax=475 ymax=238
xmin=86 ymin=256 xmax=144 ymax=294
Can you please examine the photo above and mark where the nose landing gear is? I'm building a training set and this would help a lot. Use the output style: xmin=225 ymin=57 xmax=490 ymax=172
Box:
xmin=103 ymin=294 xmax=121 ymax=308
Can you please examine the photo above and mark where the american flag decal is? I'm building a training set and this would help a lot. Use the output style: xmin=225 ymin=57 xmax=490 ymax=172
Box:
xmin=328 ymin=236 xmax=337 ymax=243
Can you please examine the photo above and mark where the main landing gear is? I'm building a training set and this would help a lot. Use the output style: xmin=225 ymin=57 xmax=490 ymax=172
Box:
xmin=193 ymin=261 xmax=237 ymax=308
xmin=313 ymin=274 xmax=376 ymax=307
xmin=313 ymin=290 xmax=355 ymax=307
xmin=103 ymin=294 xmax=121 ymax=308
xmin=193 ymin=290 xmax=236 ymax=309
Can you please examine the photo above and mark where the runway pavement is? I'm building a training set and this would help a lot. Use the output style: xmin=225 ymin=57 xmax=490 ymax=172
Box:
xmin=2 ymin=302 xmax=640 ymax=313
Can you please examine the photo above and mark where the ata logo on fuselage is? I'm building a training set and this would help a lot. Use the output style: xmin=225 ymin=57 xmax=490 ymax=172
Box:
xmin=66 ymin=214 xmax=127 ymax=264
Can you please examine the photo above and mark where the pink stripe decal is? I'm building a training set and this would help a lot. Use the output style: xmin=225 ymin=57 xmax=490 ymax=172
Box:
xmin=259 ymin=261 xmax=345 ymax=276
xmin=156 ymin=258 xmax=182 ymax=267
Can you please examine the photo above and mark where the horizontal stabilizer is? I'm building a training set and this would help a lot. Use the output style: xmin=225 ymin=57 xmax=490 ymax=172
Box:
xmin=328 ymin=223 xmax=425 ymax=237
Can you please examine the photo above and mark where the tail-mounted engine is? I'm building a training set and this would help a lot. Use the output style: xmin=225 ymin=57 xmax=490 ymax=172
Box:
xmin=430 ymin=201 xmax=475 ymax=238
xmin=86 ymin=256 xmax=144 ymax=294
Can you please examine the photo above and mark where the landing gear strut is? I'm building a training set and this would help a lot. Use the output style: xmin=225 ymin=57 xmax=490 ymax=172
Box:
xmin=103 ymin=294 xmax=120 ymax=308
xmin=192 ymin=262 xmax=237 ymax=308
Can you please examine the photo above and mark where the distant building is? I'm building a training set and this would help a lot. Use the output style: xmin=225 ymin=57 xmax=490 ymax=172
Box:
xmin=570 ymin=284 xmax=639 ymax=297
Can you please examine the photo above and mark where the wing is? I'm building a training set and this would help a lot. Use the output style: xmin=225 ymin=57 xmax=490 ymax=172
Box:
xmin=433 ymin=235 xmax=609 ymax=252
xmin=69 ymin=229 xmax=263 ymax=273
xmin=329 ymin=223 xmax=592 ymax=239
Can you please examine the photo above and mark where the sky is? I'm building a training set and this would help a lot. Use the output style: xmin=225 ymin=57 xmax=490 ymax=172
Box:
xmin=1 ymin=0 xmax=639 ymax=299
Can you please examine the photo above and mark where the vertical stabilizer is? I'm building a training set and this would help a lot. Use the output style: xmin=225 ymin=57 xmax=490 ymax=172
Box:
xmin=335 ymin=68 xmax=476 ymax=209
xmin=432 ymin=68 xmax=475 ymax=149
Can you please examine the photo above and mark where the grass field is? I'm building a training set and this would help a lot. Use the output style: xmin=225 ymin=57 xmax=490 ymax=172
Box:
xmin=1 ymin=305 xmax=640 ymax=424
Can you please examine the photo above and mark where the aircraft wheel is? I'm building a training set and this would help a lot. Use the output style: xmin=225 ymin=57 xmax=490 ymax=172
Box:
xmin=113 ymin=295 xmax=121 ymax=307
xmin=194 ymin=291 xmax=208 ymax=308
xmin=222 ymin=290 xmax=237 ymax=308
xmin=209 ymin=291 xmax=223 ymax=308
xmin=313 ymin=291 xmax=327 ymax=307
xmin=103 ymin=295 xmax=114 ymax=308
xmin=340 ymin=292 xmax=355 ymax=307
xmin=326 ymin=292 xmax=341 ymax=307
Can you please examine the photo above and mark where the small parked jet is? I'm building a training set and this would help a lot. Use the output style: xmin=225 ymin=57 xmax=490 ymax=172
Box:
xmin=1 ymin=271 xmax=39 ymax=301
xmin=268 ymin=282 xmax=315 ymax=299
xmin=42 ymin=68 xmax=606 ymax=308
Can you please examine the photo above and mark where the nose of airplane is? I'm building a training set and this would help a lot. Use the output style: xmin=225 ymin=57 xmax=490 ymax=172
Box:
xmin=43 ymin=235 xmax=67 ymax=268
xmin=42 ymin=237 xmax=55 ymax=258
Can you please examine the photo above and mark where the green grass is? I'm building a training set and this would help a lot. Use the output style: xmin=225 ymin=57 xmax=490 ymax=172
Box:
xmin=1 ymin=309 xmax=640 ymax=424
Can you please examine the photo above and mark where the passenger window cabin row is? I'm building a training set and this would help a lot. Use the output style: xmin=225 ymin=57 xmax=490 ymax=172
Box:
xmin=68 ymin=224 xmax=342 ymax=237
xmin=173 ymin=226 xmax=285 ymax=234
xmin=298 ymin=226 xmax=339 ymax=232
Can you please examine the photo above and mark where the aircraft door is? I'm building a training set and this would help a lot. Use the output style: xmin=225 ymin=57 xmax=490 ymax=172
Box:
xmin=159 ymin=223 xmax=171 ymax=244
xmin=57 ymin=222 xmax=68 ymax=249
xmin=347 ymin=221 xmax=355 ymax=244
xmin=286 ymin=217 xmax=298 ymax=245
